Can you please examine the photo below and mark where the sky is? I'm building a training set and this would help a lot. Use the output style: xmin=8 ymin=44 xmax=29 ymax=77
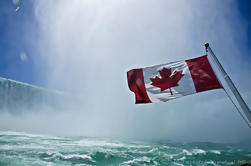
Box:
xmin=0 ymin=0 xmax=251 ymax=143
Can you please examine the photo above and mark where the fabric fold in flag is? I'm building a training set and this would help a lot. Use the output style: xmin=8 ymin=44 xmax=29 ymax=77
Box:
xmin=127 ymin=55 xmax=222 ymax=104
xmin=127 ymin=69 xmax=152 ymax=104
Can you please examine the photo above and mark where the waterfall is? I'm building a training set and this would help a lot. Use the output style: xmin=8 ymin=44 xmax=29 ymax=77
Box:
xmin=0 ymin=77 xmax=73 ymax=112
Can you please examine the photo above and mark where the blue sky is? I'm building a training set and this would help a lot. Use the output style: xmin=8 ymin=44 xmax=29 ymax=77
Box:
xmin=238 ymin=0 xmax=251 ymax=48
xmin=0 ymin=0 xmax=251 ymax=142
xmin=0 ymin=0 xmax=43 ymax=86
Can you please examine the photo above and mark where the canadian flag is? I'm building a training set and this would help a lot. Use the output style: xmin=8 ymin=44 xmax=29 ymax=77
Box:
xmin=127 ymin=55 xmax=222 ymax=104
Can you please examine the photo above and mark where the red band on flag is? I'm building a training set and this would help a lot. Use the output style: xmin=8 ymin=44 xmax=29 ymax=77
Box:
xmin=127 ymin=69 xmax=152 ymax=104
xmin=185 ymin=56 xmax=222 ymax=93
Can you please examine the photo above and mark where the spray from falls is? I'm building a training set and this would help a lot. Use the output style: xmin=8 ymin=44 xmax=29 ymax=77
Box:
xmin=0 ymin=0 xmax=251 ymax=142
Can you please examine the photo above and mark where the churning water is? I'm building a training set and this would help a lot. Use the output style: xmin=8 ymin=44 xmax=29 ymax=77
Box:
xmin=0 ymin=131 xmax=250 ymax=166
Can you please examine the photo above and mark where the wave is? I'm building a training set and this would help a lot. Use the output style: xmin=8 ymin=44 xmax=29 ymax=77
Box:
xmin=0 ymin=131 xmax=250 ymax=166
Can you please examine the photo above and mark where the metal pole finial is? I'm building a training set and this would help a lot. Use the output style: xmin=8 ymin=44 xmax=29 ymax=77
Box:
xmin=204 ymin=43 xmax=209 ymax=52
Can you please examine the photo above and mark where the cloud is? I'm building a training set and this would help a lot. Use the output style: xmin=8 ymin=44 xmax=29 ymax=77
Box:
xmin=1 ymin=0 xmax=251 ymax=143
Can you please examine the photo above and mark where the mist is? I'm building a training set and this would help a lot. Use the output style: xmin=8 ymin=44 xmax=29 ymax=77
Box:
xmin=1 ymin=0 xmax=251 ymax=143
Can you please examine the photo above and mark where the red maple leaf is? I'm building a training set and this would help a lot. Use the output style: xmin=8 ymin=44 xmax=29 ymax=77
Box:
xmin=150 ymin=67 xmax=184 ymax=95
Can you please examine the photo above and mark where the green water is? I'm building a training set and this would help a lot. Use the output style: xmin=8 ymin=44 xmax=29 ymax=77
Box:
xmin=0 ymin=131 xmax=250 ymax=166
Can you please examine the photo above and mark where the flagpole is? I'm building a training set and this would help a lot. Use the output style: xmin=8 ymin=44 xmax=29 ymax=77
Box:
xmin=205 ymin=43 xmax=251 ymax=127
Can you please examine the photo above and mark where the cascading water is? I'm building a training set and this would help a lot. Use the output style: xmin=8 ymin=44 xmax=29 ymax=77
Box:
xmin=0 ymin=77 xmax=74 ymax=112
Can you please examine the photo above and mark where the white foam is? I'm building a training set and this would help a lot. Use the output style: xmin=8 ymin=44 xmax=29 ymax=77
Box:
xmin=205 ymin=161 xmax=216 ymax=166
xmin=47 ymin=152 xmax=94 ymax=162
xmin=163 ymin=153 xmax=176 ymax=159
xmin=173 ymin=162 xmax=184 ymax=166
xmin=177 ymin=156 xmax=186 ymax=161
xmin=62 ymin=154 xmax=92 ymax=160
xmin=148 ymin=147 xmax=158 ymax=153
xmin=182 ymin=149 xmax=192 ymax=156
xmin=76 ymin=139 xmax=125 ymax=147
xmin=0 ymin=144 xmax=47 ymax=150
xmin=192 ymin=149 xmax=206 ymax=155
xmin=76 ymin=139 xmax=150 ymax=149
xmin=120 ymin=156 xmax=151 ymax=165
xmin=210 ymin=150 xmax=221 ymax=154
